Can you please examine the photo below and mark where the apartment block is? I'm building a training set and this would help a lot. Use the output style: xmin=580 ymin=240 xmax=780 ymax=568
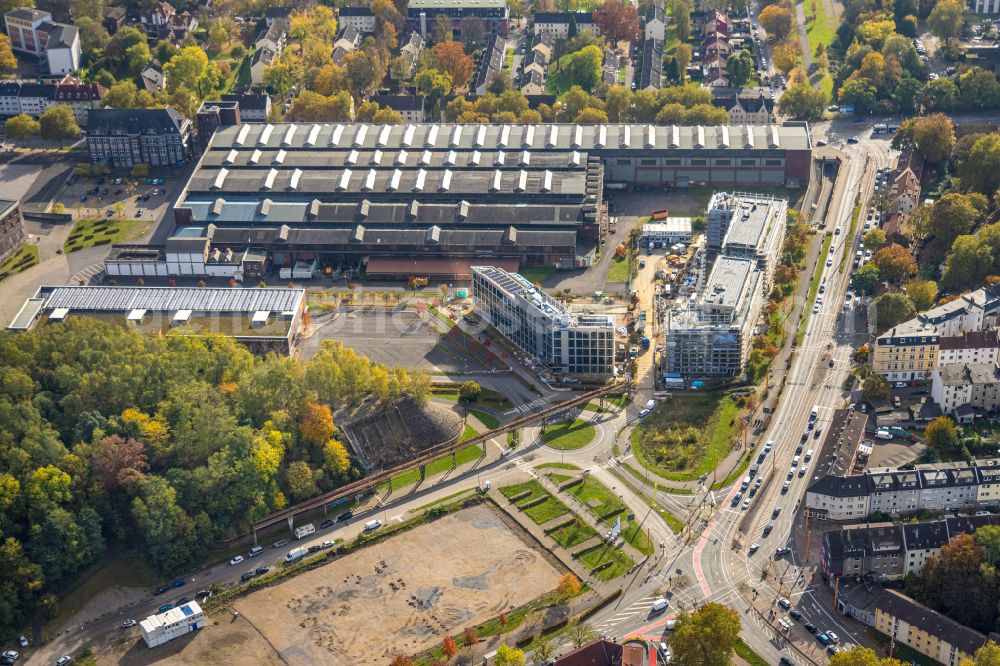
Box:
xmin=874 ymin=590 xmax=985 ymax=666
xmin=472 ymin=265 xmax=615 ymax=376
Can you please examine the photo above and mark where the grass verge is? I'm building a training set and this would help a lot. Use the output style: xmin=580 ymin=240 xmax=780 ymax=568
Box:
xmin=384 ymin=445 xmax=483 ymax=491
xmin=431 ymin=385 xmax=512 ymax=410
xmin=541 ymin=419 xmax=597 ymax=450
xmin=470 ymin=409 xmax=500 ymax=429
xmin=579 ymin=544 xmax=635 ymax=580
xmin=64 ymin=217 xmax=148 ymax=253
xmin=735 ymin=639 xmax=769 ymax=666
xmin=630 ymin=391 xmax=740 ymax=481
xmin=555 ymin=475 xmax=654 ymax=555
xmin=839 ymin=203 xmax=861 ymax=274
xmin=610 ymin=466 xmax=686 ymax=534
xmin=500 ymin=480 xmax=571 ymax=524
xmin=0 ymin=243 xmax=38 ymax=282
xmin=549 ymin=517 xmax=599 ymax=548
xmin=518 ymin=265 xmax=555 ymax=284
xmin=535 ymin=462 xmax=582 ymax=471
xmin=460 ymin=423 xmax=479 ymax=441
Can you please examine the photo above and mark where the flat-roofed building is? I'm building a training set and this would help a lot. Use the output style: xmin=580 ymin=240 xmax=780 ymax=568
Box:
xmin=706 ymin=191 xmax=787 ymax=288
xmin=473 ymin=265 xmax=615 ymax=376
xmin=664 ymin=256 xmax=763 ymax=377
xmin=7 ymin=286 xmax=306 ymax=354
xmin=931 ymin=363 xmax=1000 ymax=422
xmin=140 ymin=601 xmax=207 ymax=648
xmin=640 ymin=218 xmax=692 ymax=247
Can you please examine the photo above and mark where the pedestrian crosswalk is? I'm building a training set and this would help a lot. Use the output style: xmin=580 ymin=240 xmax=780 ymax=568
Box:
xmin=505 ymin=396 xmax=548 ymax=415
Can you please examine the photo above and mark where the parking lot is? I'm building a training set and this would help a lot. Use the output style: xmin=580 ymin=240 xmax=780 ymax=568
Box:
xmin=58 ymin=174 xmax=173 ymax=224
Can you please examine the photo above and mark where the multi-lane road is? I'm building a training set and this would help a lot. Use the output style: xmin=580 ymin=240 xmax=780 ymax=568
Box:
xmin=35 ymin=127 xmax=897 ymax=666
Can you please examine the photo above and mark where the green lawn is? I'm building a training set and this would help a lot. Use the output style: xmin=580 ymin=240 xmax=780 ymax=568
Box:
xmin=540 ymin=419 xmax=597 ymax=450
xmin=804 ymin=0 xmax=838 ymax=54
xmin=64 ymin=217 xmax=148 ymax=253
xmin=549 ymin=517 xmax=599 ymax=548
xmin=558 ymin=475 xmax=654 ymax=555
xmin=579 ymin=543 xmax=635 ymax=580
xmin=631 ymin=391 xmax=741 ymax=481
xmin=517 ymin=265 xmax=556 ymax=284
xmin=460 ymin=423 xmax=479 ymax=442
xmin=470 ymin=409 xmax=499 ymax=429
xmin=585 ymin=393 xmax=630 ymax=412
xmin=431 ymin=386 xmax=512 ymax=410
xmin=735 ymin=639 xmax=769 ymax=666
xmin=839 ymin=204 xmax=861 ymax=274
xmin=535 ymin=462 xmax=581 ymax=471
xmin=233 ymin=51 xmax=253 ymax=89
xmin=796 ymin=231 xmax=833 ymax=344
xmin=0 ymin=243 xmax=38 ymax=282
xmin=607 ymin=257 xmax=630 ymax=283
xmin=500 ymin=480 xmax=571 ymax=524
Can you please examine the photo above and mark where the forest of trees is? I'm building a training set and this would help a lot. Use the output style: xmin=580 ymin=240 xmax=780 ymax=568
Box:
xmin=0 ymin=319 xmax=429 ymax=632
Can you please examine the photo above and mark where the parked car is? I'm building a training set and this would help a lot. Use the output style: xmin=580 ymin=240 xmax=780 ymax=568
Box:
xmin=749 ymin=543 xmax=760 ymax=554
xmin=255 ymin=566 xmax=270 ymax=575
xmin=0 ymin=652 xmax=16 ymax=665
xmin=272 ymin=539 xmax=289 ymax=548
xmin=336 ymin=511 xmax=353 ymax=523
xmin=122 ymin=619 xmax=137 ymax=628
xmin=775 ymin=547 xmax=791 ymax=557
xmin=789 ymin=608 xmax=802 ymax=620
xmin=170 ymin=579 xmax=186 ymax=588
xmin=763 ymin=524 xmax=773 ymax=537
xmin=804 ymin=622 xmax=818 ymax=633
xmin=229 ymin=555 xmax=244 ymax=566
xmin=827 ymin=631 xmax=840 ymax=643
xmin=777 ymin=597 xmax=791 ymax=609
xmin=817 ymin=633 xmax=832 ymax=646
xmin=56 ymin=657 xmax=72 ymax=666
xmin=320 ymin=519 xmax=335 ymax=529
xmin=16 ymin=637 xmax=26 ymax=649
xmin=158 ymin=604 xmax=174 ymax=613
xmin=154 ymin=584 xmax=170 ymax=595
xmin=240 ymin=572 xmax=255 ymax=582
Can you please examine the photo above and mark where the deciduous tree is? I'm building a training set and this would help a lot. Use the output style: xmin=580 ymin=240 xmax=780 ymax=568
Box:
xmin=778 ymin=82 xmax=828 ymax=120
xmin=904 ymin=279 xmax=938 ymax=312
xmin=942 ymin=235 xmax=994 ymax=290
xmin=958 ymin=133 xmax=1000 ymax=194
xmin=873 ymin=245 xmax=917 ymax=283
xmin=926 ymin=416 xmax=960 ymax=451
xmin=593 ymin=0 xmax=640 ymax=45
xmin=861 ymin=373 xmax=892 ymax=401
xmin=38 ymin=105 xmax=79 ymax=146
xmin=441 ymin=636 xmax=459 ymax=659
xmin=556 ymin=572 xmax=581 ymax=599
xmin=432 ymin=41 xmax=475 ymax=90
xmin=669 ymin=603 xmax=741 ymax=665
xmin=928 ymin=0 xmax=965 ymax=50
xmin=759 ymin=5 xmax=794 ymax=40
xmin=726 ymin=50 xmax=754 ymax=87
xmin=4 ymin=114 xmax=39 ymax=141
xmin=494 ymin=644 xmax=526 ymax=666
xmin=872 ymin=292 xmax=916 ymax=330
xmin=566 ymin=621 xmax=596 ymax=648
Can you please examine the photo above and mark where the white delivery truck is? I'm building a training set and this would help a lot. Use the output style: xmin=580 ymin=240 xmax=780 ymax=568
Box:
xmin=364 ymin=519 xmax=382 ymax=531
xmin=285 ymin=547 xmax=307 ymax=563
xmin=651 ymin=598 xmax=669 ymax=613
xmin=294 ymin=523 xmax=316 ymax=539
xmin=645 ymin=399 xmax=656 ymax=411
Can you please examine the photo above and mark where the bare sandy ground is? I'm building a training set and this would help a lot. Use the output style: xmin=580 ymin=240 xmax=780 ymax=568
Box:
xmin=234 ymin=504 xmax=562 ymax=665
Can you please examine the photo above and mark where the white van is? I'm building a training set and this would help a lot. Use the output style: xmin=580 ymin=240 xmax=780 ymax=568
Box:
xmin=809 ymin=406 xmax=819 ymax=422
xmin=248 ymin=546 xmax=264 ymax=558
xmin=645 ymin=399 xmax=656 ymax=411
xmin=364 ymin=519 xmax=382 ymax=531
xmin=294 ymin=523 xmax=316 ymax=539
xmin=651 ymin=598 xmax=669 ymax=613
xmin=740 ymin=475 xmax=751 ymax=490
xmin=804 ymin=449 xmax=814 ymax=462
xmin=875 ymin=429 xmax=893 ymax=440
xmin=285 ymin=547 xmax=306 ymax=563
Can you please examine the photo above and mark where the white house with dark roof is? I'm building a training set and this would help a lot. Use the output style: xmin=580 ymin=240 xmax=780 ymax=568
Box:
xmin=339 ymin=6 xmax=376 ymax=33
xmin=645 ymin=3 xmax=666 ymax=41
xmin=3 ymin=8 xmax=81 ymax=75
xmin=250 ymin=47 xmax=276 ymax=85
xmin=370 ymin=95 xmax=425 ymax=123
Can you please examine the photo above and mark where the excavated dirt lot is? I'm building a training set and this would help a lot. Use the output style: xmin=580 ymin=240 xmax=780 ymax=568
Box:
xmin=118 ymin=504 xmax=562 ymax=665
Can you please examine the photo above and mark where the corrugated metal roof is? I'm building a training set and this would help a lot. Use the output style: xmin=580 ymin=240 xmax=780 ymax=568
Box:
xmin=42 ymin=287 xmax=304 ymax=315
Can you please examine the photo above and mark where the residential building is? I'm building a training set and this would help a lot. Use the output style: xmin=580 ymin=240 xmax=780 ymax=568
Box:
xmin=334 ymin=26 xmax=362 ymax=54
xmin=408 ymin=0 xmax=510 ymax=41
xmin=140 ymin=601 xmax=207 ymax=648
xmin=250 ymin=47 xmax=276 ymax=86
xmin=807 ymin=460 xmax=1000 ymax=521
xmin=873 ymin=285 xmax=1000 ymax=380
xmin=902 ymin=520 xmax=951 ymax=575
xmin=702 ymin=32 xmax=732 ymax=69
xmin=663 ymin=256 xmax=764 ymax=377
xmin=0 ymin=200 xmax=26 ymax=265
xmin=554 ymin=639 xmax=642 ymax=666
xmin=520 ymin=70 xmax=545 ymax=95
xmin=371 ymin=95 xmax=424 ymax=123
xmin=931 ymin=363 xmax=1000 ymax=422
xmin=139 ymin=60 xmax=166 ymax=93
xmin=703 ymin=66 xmax=730 ymax=87
xmin=8 ymin=286 xmax=305 ymax=355
xmin=874 ymin=590 xmax=986 ymax=665
xmin=820 ymin=524 xmax=905 ymax=581
xmin=532 ymin=31 xmax=554 ymax=61
xmin=140 ymin=1 xmax=174 ymax=27
xmin=54 ymin=81 xmax=106 ymax=125
xmin=3 ymin=8 xmax=81 ymax=76
xmin=640 ymin=218 xmax=693 ymax=247
xmin=703 ymin=10 xmax=732 ymax=36
xmin=706 ymin=192 xmax=787 ymax=288
xmin=264 ymin=6 xmax=292 ymax=26
xmin=256 ymin=22 xmax=287 ymax=55
xmin=645 ymin=3 xmax=666 ymax=42
xmin=0 ymin=83 xmax=21 ymax=116
xmin=399 ymin=32 xmax=424 ymax=77
xmin=472 ymin=266 xmax=615 ymax=375
xmin=221 ymin=92 xmax=271 ymax=122
xmin=339 ymin=6 xmax=376 ymax=33
xmin=936 ymin=331 xmax=1000 ymax=367
xmin=523 ymin=49 xmax=548 ymax=78
xmin=102 ymin=6 xmax=126 ymax=35
xmin=16 ymin=82 xmax=55 ymax=116
xmin=474 ymin=34 xmax=506 ymax=96
xmin=709 ymin=88 xmax=772 ymax=124
xmin=86 ymin=107 xmax=191 ymax=168
xmin=533 ymin=12 xmax=600 ymax=39
xmin=890 ymin=168 xmax=921 ymax=214
xmin=639 ymin=38 xmax=663 ymax=90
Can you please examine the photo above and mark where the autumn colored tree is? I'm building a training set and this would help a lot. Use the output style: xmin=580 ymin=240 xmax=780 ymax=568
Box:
xmin=4 ymin=113 xmax=39 ymax=141
xmin=925 ymin=416 xmax=960 ymax=452
xmin=915 ymin=533 xmax=998 ymax=632
xmin=759 ymin=5 xmax=794 ymax=40
xmin=873 ymin=245 xmax=917 ymax=283
xmin=894 ymin=113 xmax=956 ymax=163
xmin=390 ymin=656 xmax=414 ymax=666
xmin=0 ymin=34 xmax=16 ymax=74
xmin=463 ymin=627 xmax=479 ymax=659
xmin=495 ymin=644 xmax=527 ymax=666
xmin=299 ymin=403 xmax=335 ymax=446
xmin=962 ymin=642 xmax=1000 ymax=666
xmin=90 ymin=435 xmax=148 ymax=492
xmin=861 ymin=373 xmax=892 ymax=401
xmin=771 ymin=41 xmax=802 ymax=75
xmin=592 ymin=0 xmax=640 ymax=45
xmin=557 ymin=572 xmax=581 ymax=600
xmin=432 ymin=41 xmax=475 ymax=90
xmin=441 ymin=636 xmax=459 ymax=660
xmin=459 ymin=381 xmax=481 ymax=401
xmin=904 ymin=279 xmax=938 ymax=312
xmin=323 ymin=439 xmax=351 ymax=476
